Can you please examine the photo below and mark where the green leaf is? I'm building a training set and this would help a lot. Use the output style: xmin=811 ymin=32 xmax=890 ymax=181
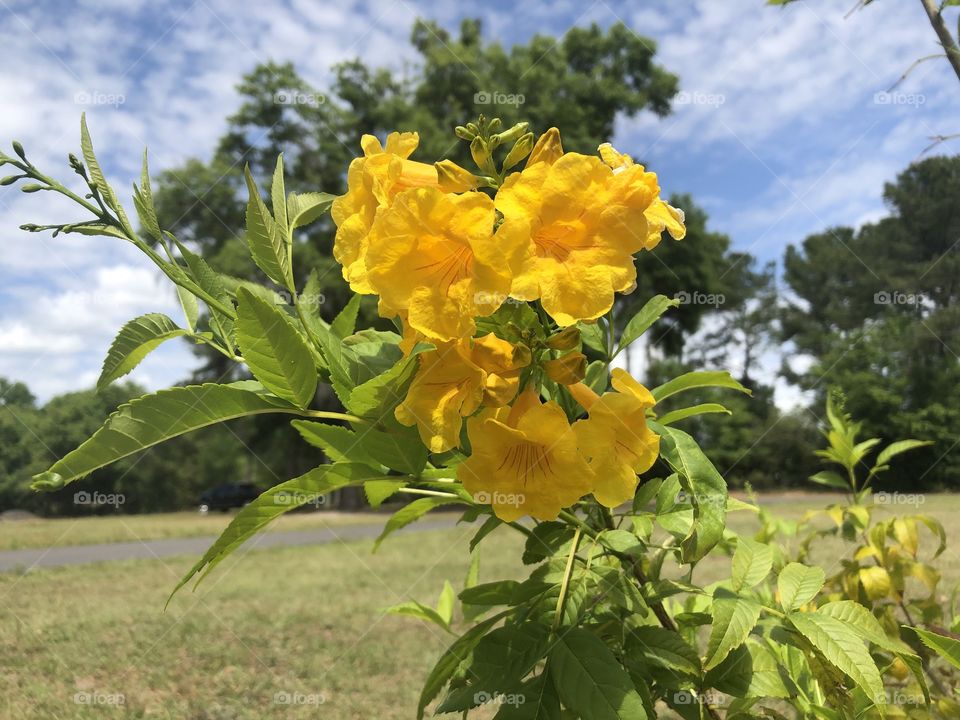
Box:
xmin=363 ymin=479 xmax=406 ymax=508
xmin=98 ymin=313 xmax=189 ymax=389
xmin=657 ymin=403 xmax=730 ymax=426
xmin=777 ymin=563 xmax=824 ymax=612
xmin=133 ymin=149 xmax=162 ymax=241
xmin=235 ymin=287 xmax=317 ymax=408
xmin=580 ymin=321 xmax=608 ymax=357
xmin=522 ymin=522 xmax=574 ymax=564
xmin=170 ymin=237 xmax=235 ymax=344
xmin=808 ymin=470 xmax=848 ymax=489
xmin=244 ymin=164 xmax=291 ymax=289
xmin=417 ymin=613 xmax=506 ymax=719
xmin=374 ymin=496 xmax=461 ymax=551
xmin=492 ymin=671 xmax=561 ymax=720
xmin=31 ymin=383 xmax=297 ymax=491
xmin=817 ymin=601 xmax=915 ymax=656
xmin=706 ymin=588 xmax=763 ymax=670
xmin=617 ymin=295 xmax=679 ymax=352
xmin=355 ymin=419 xmax=429 ymax=475
xmin=175 ymin=286 xmax=199 ymax=332
xmin=437 ymin=581 xmax=456 ymax=625
xmin=704 ymin=642 xmax=790 ymax=698
xmin=875 ymin=439 xmax=932 ymax=469
xmin=549 ymin=628 xmax=648 ymax=720
xmin=80 ymin=114 xmax=134 ymax=236
xmin=385 ymin=600 xmax=451 ymax=631
xmin=348 ymin=352 xmax=419 ymax=418
xmin=651 ymin=371 xmax=752 ymax=404
xmin=290 ymin=420 xmax=375 ymax=466
xmin=331 ymin=294 xmax=362 ymax=338
xmin=627 ymin=625 xmax=701 ymax=681
xmin=788 ymin=610 xmax=885 ymax=705
xmin=287 ymin=191 xmax=334 ymax=231
xmin=271 ymin=154 xmax=288 ymax=234
xmin=168 ymin=462 xmax=376 ymax=603
xmin=460 ymin=581 xmax=520 ymax=606
xmin=731 ymin=537 xmax=773 ymax=592
xmin=912 ymin=628 xmax=960 ymax=671
xmin=652 ymin=424 xmax=727 ymax=563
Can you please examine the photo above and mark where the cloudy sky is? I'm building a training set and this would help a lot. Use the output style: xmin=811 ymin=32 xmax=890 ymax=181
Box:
xmin=1 ymin=0 xmax=957 ymax=403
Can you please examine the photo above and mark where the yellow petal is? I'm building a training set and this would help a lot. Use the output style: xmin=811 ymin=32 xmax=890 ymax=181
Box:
xmin=527 ymin=127 xmax=564 ymax=167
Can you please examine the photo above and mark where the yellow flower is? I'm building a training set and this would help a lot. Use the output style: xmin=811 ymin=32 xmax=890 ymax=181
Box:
xmin=365 ymin=187 xmax=528 ymax=341
xmin=458 ymin=390 xmax=595 ymax=521
xmin=331 ymin=132 xmax=438 ymax=293
xmin=572 ymin=369 xmax=660 ymax=508
xmin=395 ymin=334 xmax=529 ymax=453
xmin=496 ymin=138 xmax=669 ymax=326
xmin=598 ymin=142 xmax=686 ymax=248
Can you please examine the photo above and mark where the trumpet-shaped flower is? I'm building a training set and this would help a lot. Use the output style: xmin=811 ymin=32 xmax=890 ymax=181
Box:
xmin=496 ymin=152 xmax=655 ymax=326
xmin=395 ymin=334 xmax=529 ymax=453
xmin=365 ymin=187 xmax=528 ymax=341
xmin=331 ymin=132 xmax=439 ymax=293
xmin=459 ymin=391 xmax=595 ymax=521
xmin=572 ymin=369 xmax=660 ymax=508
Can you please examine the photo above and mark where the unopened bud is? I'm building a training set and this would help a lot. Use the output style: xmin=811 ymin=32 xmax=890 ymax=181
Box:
xmin=528 ymin=127 xmax=564 ymax=166
xmin=20 ymin=183 xmax=44 ymax=193
xmin=435 ymin=160 xmax=479 ymax=193
xmin=0 ymin=175 xmax=21 ymax=186
xmin=487 ymin=117 xmax=502 ymax=133
xmin=502 ymin=132 xmax=535 ymax=171
xmin=545 ymin=326 xmax=581 ymax=351
xmin=544 ymin=352 xmax=587 ymax=385
xmin=495 ymin=122 xmax=530 ymax=145
xmin=470 ymin=137 xmax=492 ymax=173
xmin=455 ymin=125 xmax=475 ymax=141
xmin=12 ymin=141 xmax=26 ymax=160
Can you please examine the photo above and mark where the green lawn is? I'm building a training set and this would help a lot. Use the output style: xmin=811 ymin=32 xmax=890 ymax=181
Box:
xmin=2 ymin=493 xmax=958 ymax=719
xmin=0 ymin=509 xmax=388 ymax=551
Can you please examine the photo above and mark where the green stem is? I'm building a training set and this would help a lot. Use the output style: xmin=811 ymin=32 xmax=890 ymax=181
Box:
xmin=552 ymin=527 xmax=582 ymax=631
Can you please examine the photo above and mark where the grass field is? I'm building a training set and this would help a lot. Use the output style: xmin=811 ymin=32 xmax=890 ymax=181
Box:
xmin=0 ymin=510 xmax=389 ymax=552
xmin=2 ymin=494 xmax=958 ymax=718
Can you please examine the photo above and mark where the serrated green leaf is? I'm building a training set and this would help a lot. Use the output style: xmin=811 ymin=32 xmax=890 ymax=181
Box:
xmin=175 ymin=286 xmax=199 ymax=332
xmin=98 ymin=313 xmax=189 ymax=388
xmin=875 ymin=439 xmax=932 ymax=469
xmin=492 ymin=671 xmax=561 ymax=720
xmin=704 ymin=642 xmax=790 ymax=698
xmin=706 ymin=588 xmax=762 ymax=670
xmin=168 ymin=462 xmax=376 ymax=603
xmin=31 ymin=383 xmax=297 ymax=491
xmin=732 ymin=537 xmax=773 ymax=592
xmin=912 ymin=628 xmax=960 ymax=671
xmin=244 ymin=164 xmax=291 ymax=289
xmin=133 ymin=149 xmax=162 ymax=241
xmin=355 ymin=420 xmax=428 ymax=475
xmin=460 ymin=581 xmax=520 ymax=606
xmin=777 ymin=563 xmax=824 ymax=612
xmin=808 ymin=470 xmax=848 ymax=489
xmin=271 ymin=154 xmax=287 ymax=234
xmin=363 ymin=479 xmax=406 ymax=508
xmin=374 ymin=496 xmax=460 ymax=551
xmin=627 ymin=625 xmax=701 ymax=680
xmin=788 ymin=611 xmax=885 ymax=705
xmin=236 ymin=287 xmax=317 ymax=408
xmin=331 ymin=294 xmax=362 ymax=338
xmin=436 ymin=580 xmax=456 ymax=626
xmin=617 ymin=295 xmax=679 ymax=352
xmin=652 ymin=424 xmax=727 ymax=563
xmin=80 ymin=114 xmax=134 ymax=237
xmin=287 ymin=190 xmax=334 ymax=231
xmin=651 ymin=371 xmax=752 ymax=404
xmin=549 ymin=628 xmax=647 ymax=720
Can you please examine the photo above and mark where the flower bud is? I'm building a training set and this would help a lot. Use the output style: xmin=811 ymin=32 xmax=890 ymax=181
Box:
xmin=0 ymin=175 xmax=21 ymax=186
xmin=502 ymin=132 xmax=535 ymax=171
xmin=544 ymin=351 xmax=587 ymax=385
xmin=455 ymin=125 xmax=475 ymax=141
xmin=494 ymin=122 xmax=530 ymax=145
xmin=435 ymin=160 xmax=479 ymax=193
xmin=12 ymin=141 xmax=26 ymax=160
xmin=545 ymin=326 xmax=580 ymax=351
xmin=20 ymin=183 xmax=44 ymax=193
xmin=470 ymin=137 xmax=493 ymax=173
xmin=528 ymin=127 xmax=563 ymax=167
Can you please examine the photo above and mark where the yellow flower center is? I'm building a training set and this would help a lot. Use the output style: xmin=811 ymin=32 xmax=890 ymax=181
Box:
xmin=411 ymin=237 xmax=475 ymax=296
xmin=533 ymin=216 xmax=586 ymax=262
xmin=497 ymin=441 xmax=554 ymax=486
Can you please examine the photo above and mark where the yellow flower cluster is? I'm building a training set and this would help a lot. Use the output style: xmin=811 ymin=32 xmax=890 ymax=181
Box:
xmin=331 ymin=127 xmax=679 ymax=520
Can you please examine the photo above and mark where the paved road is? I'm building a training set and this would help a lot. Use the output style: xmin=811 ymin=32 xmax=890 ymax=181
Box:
xmin=0 ymin=516 xmax=459 ymax=573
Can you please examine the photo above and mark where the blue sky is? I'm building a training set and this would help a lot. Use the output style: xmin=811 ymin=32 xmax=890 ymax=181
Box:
xmin=1 ymin=0 xmax=958 ymax=402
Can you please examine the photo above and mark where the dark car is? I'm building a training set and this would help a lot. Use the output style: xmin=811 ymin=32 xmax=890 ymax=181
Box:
xmin=198 ymin=483 xmax=263 ymax=512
